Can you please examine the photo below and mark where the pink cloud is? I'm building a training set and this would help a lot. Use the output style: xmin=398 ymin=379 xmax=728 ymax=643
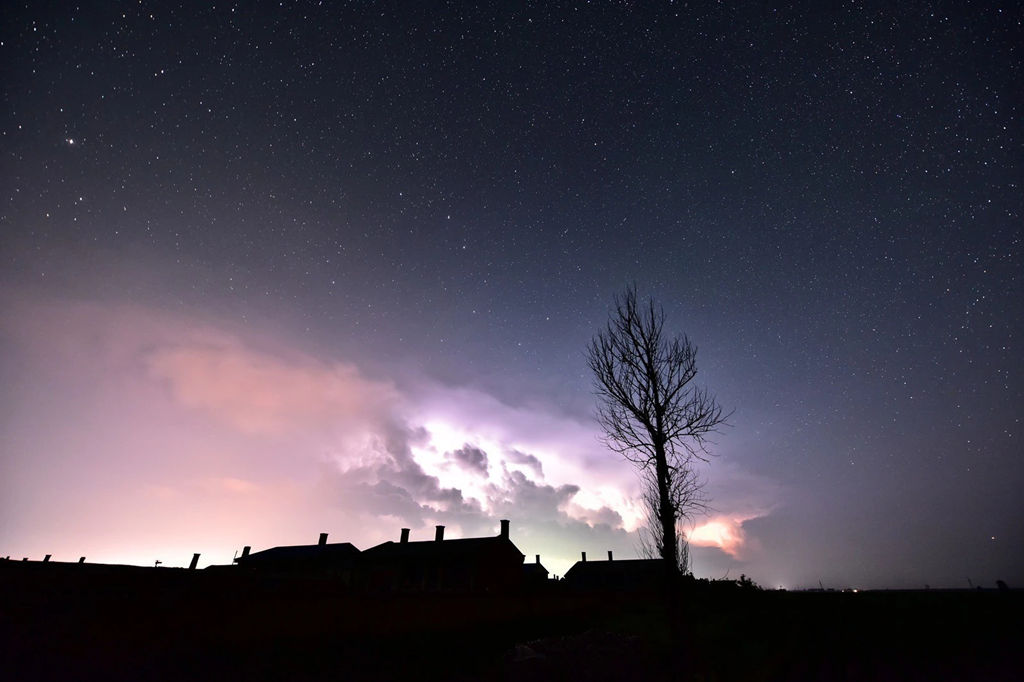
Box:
xmin=200 ymin=476 xmax=262 ymax=494
xmin=147 ymin=342 xmax=398 ymax=436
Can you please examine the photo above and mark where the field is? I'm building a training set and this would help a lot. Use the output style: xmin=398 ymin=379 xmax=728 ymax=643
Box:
xmin=2 ymin=561 xmax=1020 ymax=680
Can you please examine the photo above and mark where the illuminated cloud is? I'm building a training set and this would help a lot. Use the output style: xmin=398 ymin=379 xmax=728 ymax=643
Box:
xmin=147 ymin=343 xmax=398 ymax=436
xmin=681 ymin=458 xmax=783 ymax=560
xmin=0 ymin=292 xmax=780 ymax=579
xmin=448 ymin=444 xmax=489 ymax=476
xmin=688 ymin=514 xmax=759 ymax=558
xmin=506 ymin=448 xmax=544 ymax=477
xmin=565 ymin=503 xmax=624 ymax=530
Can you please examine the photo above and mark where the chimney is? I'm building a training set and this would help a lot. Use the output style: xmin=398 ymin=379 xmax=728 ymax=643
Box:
xmin=79 ymin=557 xmax=85 ymax=563
xmin=581 ymin=551 xmax=587 ymax=563
xmin=435 ymin=525 xmax=445 ymax=542
xmin=536 ymin=554 xmax=541 ymax=565
xmin=43 ymin=554 xmax=51 ymax=562
xmin=189 ymin=553 xmax=200 ymax=570
xmin=500 ymin=519 xmax=510 ymax=538
xmin=318 ymin=532 xmax=328 ymax=546
xmin=241 ymin=546 xmax=251 ymax=558
xmin=400 ymin=528 xmax=410 ymax=543
xmin=608 ymin=551 xmax=614 ymax=561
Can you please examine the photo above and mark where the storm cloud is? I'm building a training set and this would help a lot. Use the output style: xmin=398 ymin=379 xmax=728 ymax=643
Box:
xmin=0 ymin=292 xmax=781 ymax=579
xmin=449 ymin=444 xmax=489 ymax=476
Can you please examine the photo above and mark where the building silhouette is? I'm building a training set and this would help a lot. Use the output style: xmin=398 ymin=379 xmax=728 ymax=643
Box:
xmin=563 ymin=551 xmax=670 ymax=590
xmin=358 ymin=520 xmax=524 ymax=592
xmin=233 ymin=532 xmax=360 ymax=583
xmin=230 ymin=520 xmax=530 ymax=593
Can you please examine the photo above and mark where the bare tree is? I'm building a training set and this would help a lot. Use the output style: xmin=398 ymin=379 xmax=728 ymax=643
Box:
xmin=636 ymin=465 xmax=703 ymax=574
xmin=587 ymin=286 xmax=728 ymax=574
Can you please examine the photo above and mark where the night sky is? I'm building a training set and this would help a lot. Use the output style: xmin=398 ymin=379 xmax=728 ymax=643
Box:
xmin=2 ymin=2 xmax=1021 ymax=589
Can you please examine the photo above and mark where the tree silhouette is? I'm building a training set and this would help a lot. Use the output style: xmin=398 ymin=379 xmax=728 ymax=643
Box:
xmin=587 ymin=286 xmax=728 ymax=573
xmin=636 ymin=464 xmax=700 ymax=573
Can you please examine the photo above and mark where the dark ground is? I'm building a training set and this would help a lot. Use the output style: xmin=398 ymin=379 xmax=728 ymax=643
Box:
xmin=2 ymin=561 xmax=1021 ymax=681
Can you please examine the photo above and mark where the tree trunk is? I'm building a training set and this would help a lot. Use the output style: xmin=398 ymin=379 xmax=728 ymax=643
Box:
xmin=654 ymin=441 xmax=677 ymax=573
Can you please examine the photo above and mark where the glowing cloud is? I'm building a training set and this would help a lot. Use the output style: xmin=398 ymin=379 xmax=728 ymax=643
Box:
xmin=147 ymin=343 xmax=398 ymax=436
xmin=688 ymin=514 xmax=760 ymax=558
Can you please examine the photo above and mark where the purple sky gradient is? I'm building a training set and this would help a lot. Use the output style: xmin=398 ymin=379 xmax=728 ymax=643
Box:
xmin=2 ymin=3 xmax=1020 ymax=589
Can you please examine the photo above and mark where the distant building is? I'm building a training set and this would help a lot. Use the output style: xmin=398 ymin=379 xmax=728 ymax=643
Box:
xmin=358 ymin=520 xmax=525 ymax=592
xmin=522 ymin=554 xmax=549 ymax=584
xmin=563 ymin=551 xmax=671 ymax=590
xmin=234 ymin=532 xmax=360 ymax=583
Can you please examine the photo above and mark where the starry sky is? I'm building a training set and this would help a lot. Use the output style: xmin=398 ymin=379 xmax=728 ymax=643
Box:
xmin=2 ymin=2 xmax=1021 ymax=589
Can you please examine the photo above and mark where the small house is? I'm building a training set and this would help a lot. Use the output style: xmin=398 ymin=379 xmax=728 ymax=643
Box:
xmin=563 ymin=551 xmax=671 ymax=590
xmin=522 ymin=554 xmax=549 ymax=584
xmin=234 ymin=532 xmax=360 ymax=583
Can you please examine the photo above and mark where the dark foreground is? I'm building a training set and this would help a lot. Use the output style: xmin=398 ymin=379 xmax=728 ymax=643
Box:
xmin=2 ymin=561 xmax=1021 ymax=681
